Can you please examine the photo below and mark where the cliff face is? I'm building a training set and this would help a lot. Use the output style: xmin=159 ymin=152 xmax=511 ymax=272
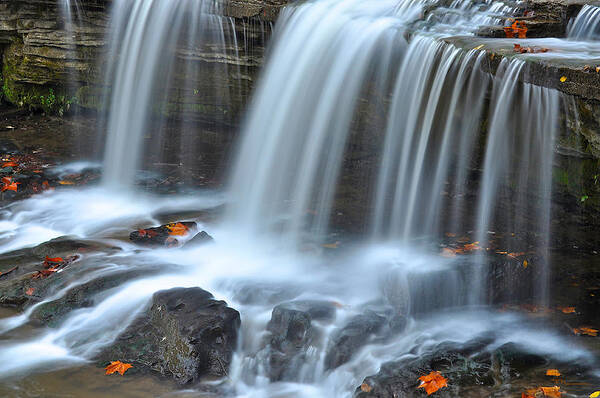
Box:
xmin=0 ymin=0 xmax=277 ymax=124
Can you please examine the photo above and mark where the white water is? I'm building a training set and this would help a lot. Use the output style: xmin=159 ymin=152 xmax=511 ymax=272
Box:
xmin=101 ymin=0 xmax=238 ymax=187
xmin=1 ymin=0 xmax=599 ymax=396
xmin=568 ymin=4 xmax=600 ymax=41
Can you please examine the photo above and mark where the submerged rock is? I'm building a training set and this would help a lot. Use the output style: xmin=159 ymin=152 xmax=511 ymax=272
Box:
xmin=185 ymin=231 xmax=215 ymax=246
xmin=97 ymin=287 xmax=240 ymax=385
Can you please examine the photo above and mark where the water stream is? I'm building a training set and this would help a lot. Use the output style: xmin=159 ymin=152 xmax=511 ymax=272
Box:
xmin=1 ymin=0 xmax=599 ymax=396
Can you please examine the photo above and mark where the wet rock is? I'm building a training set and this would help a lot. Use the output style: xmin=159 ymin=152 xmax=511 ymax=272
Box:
xmin=355 ymin=339 xmax=497 ymax=398
xmin=266 ymin=300 xmax=337 ymax=381
xmin=325 ymin=307 xmax=407 ymax=370
xmin=185 ymin=231 xmax=214 ymax=246
xmin=0 ymin=237 xmax=119 ymax=309
xmin=97 ymin=287 xmax=240 ymax=385
xmin=129 ymin=221 xmax=197 ymax=247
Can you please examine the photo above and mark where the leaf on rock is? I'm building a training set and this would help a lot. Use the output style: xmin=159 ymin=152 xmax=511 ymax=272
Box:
xmin=540 ymin=386 xmax=562 ymax=397
xmin=360 ymin=382 xmax=373 ymax=393
xmin=322 ymin=241 xmax=340 ymax=249
xmin=590 ymin=391 xmax=600 ymax=398
xmin=560 ymin=76 xmax=567 ymax=83
xmin=1 ymin=181 xmax=19 ymax=192
xmin=58 ymin=180 xmax=75 ymax=185
xmin=523 ymin=260 xmax=529 ymax=268
xmin=105 ymin=360 xmax=133 ymax=375
xmin=417 ymin=371 xmax=448 ymax=395
xmin=44 ymin=256 xmax=64 ymax=264
xmin=25 ymin=287 xmax=34 ymax=296
xmin=0 ymin=266 xmax=17 ymax=278
xmin=546 ymin=369 xmax=561 ymax=377
xmin=573 ymin=327 xmax=598 ymax=337
xmin=166 ymin=222 xmax=190 ymax=236
xmin=2 ymin=161 xmax=17 ymax=168
xmin=558 ymin=307 xmax=575 ymax=314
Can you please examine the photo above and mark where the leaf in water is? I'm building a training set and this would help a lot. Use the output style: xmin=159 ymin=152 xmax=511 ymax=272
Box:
xmin=546 ymin=369 xmax=561 ymax=377
xmin=441 ymin=248 xmax=456 ymax=258
xmin=560 ymin=76 xmax=567 ymax=83
xmin=166 ymin=222 xmax=190 ymax=236
xmin=322 ymin=241 xmax=340 ymax=249
xmin=105 ymin=360 xmax=133 ymax=375
xmin=417 ymin=371 xmax=448 ymax=395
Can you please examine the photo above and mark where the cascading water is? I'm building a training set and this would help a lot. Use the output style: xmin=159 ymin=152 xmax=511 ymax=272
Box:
xmin=1 ymin=0 xmax=599 ymax=396
xmin=568 ymin=4 xmax=600 ymax=40
xmin=101 ymin=0 xmax=243 ymax=188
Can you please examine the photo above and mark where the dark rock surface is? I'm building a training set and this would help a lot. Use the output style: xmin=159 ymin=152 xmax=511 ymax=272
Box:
xmin=325 ymin=307 xmax=407 ymax=370
xmin=265 ymin=300 xmax=337 ymax=381
xmin=97 ymin=287 xmax=240 ymax=384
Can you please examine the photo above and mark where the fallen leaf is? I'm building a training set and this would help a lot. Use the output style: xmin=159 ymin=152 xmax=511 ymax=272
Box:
xmin=546 ymin=369 xmax=561 ymax=377
xmin=1 ymin=181 xmax=19 ymax=192
xmin=2 ymin=161 xmax=17 ymax=168
xmin=523 ymin=260 xmax=529 ymax=268
xmin=166 ymin=222 xmax=189 ymax=236
xmin=573 ymin=327 xmax=598 ymax=337
xmin=590 ymin=391 xmax=600 ymax=398
xmin=418 ymin=371 xmax=448 ymax=395
xmin=322 ymin=241 xmax=340 ymax=249
xmin=360 ymin=382 xmax=372 ymax=393
xmin=473 ymin=44 xmax=484 ymax=50
xmin=45 ymin=256 xmax=64 ymax=264
xmin=504 ymin=26 xmax=515 ymax=38
xmin=558 ymin=306 xmax=575 ymax=314
xmin=596 ymin=66 xmax=600 ymax=73
xmin=560 ymin=76 xmax=567 ymax=83
xmin=25 ymin=287 xmax=34 ymax=296
xmin=105 ymin=360 xmax=133 ymax=375
xmin=58 ymin=180 xmax=75 ymax=185
xmin=441 ymin=248 xmax=456 ymax=258
xmin=540 ymin=386 xmax=562 ymax=397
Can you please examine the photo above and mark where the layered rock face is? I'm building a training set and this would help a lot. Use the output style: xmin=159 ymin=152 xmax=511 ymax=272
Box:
xmin=0 ymin=0 xmax=277 ymax=124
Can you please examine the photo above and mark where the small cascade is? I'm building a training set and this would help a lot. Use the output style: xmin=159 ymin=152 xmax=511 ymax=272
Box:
xmin=568 ymin=4 xmax=600 ymax=40
xmin=101 ymin=0 xmax=245 ymax=188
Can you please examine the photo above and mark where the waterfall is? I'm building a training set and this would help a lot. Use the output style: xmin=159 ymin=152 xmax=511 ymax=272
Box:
xmin=100 ymin=0 xmax=238 ymax=188
xmin=568 ymin=4 xmax=600 ymax=40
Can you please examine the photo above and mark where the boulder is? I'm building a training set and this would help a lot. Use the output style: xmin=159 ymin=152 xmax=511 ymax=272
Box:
xmin=97 ymin=287 xmax=240 ymax=384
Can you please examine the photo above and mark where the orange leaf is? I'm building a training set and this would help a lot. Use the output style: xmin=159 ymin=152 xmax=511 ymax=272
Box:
xmin=0 ymin=266 xmax=17 ymax=278
xmin=1 ymin=182 xmax=19 ymax=192
xmin=546 ymin=369 xmax=561 ymax=377
xmin=573 ymin=327 xmax=598 ymax=337
xmin=558 ymin=306 xmax=575 ymax=314
xmin=1 ymin=177 xmax=11 ymax=185
xmin=45 ymin=256 xmax=64 ymax=263
xmin=105 ymin=360 xmax=133 ymax=375
xmin=25 ymin=287 xmax=35 ymax=296
xmin=2 ymin=161 xmax=18 ymax=168
xmin=166 ymin=222 xmax=189 ymax=236
xmin=418 ymin=371 xmax=448 ymax=395
xmin=504 ymin=26 xmax=515 ymax=38
xmin=540 ymin=386 xmax=562 ymax=397
xmin=58 ymin=180 xmax=75 ymax=185
xmin=360 ymin=382 xmax=372 ymax=393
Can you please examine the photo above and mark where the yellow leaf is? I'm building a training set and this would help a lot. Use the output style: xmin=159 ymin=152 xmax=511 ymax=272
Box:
xmin=560 ymin=76 xmax=567 ymax=83
xmin=523 ymin=260 xmax=528 ymax=268
xmin=105 ymin=360 xmax=133 ymax=375
xmin=546 ymin=369 xmax=561 ymax=377
xmin=473 ymin=44 xmax=484 ymax=50
xmin=558 ymin=306 xmax=575 ymax=314
xmin=166 ymin=222 xmax=190 ymax=236
xmin=590 ymin=391 xmax=600 ymax=398
xmin=322 ymin=241 xmax=340 ymax=249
